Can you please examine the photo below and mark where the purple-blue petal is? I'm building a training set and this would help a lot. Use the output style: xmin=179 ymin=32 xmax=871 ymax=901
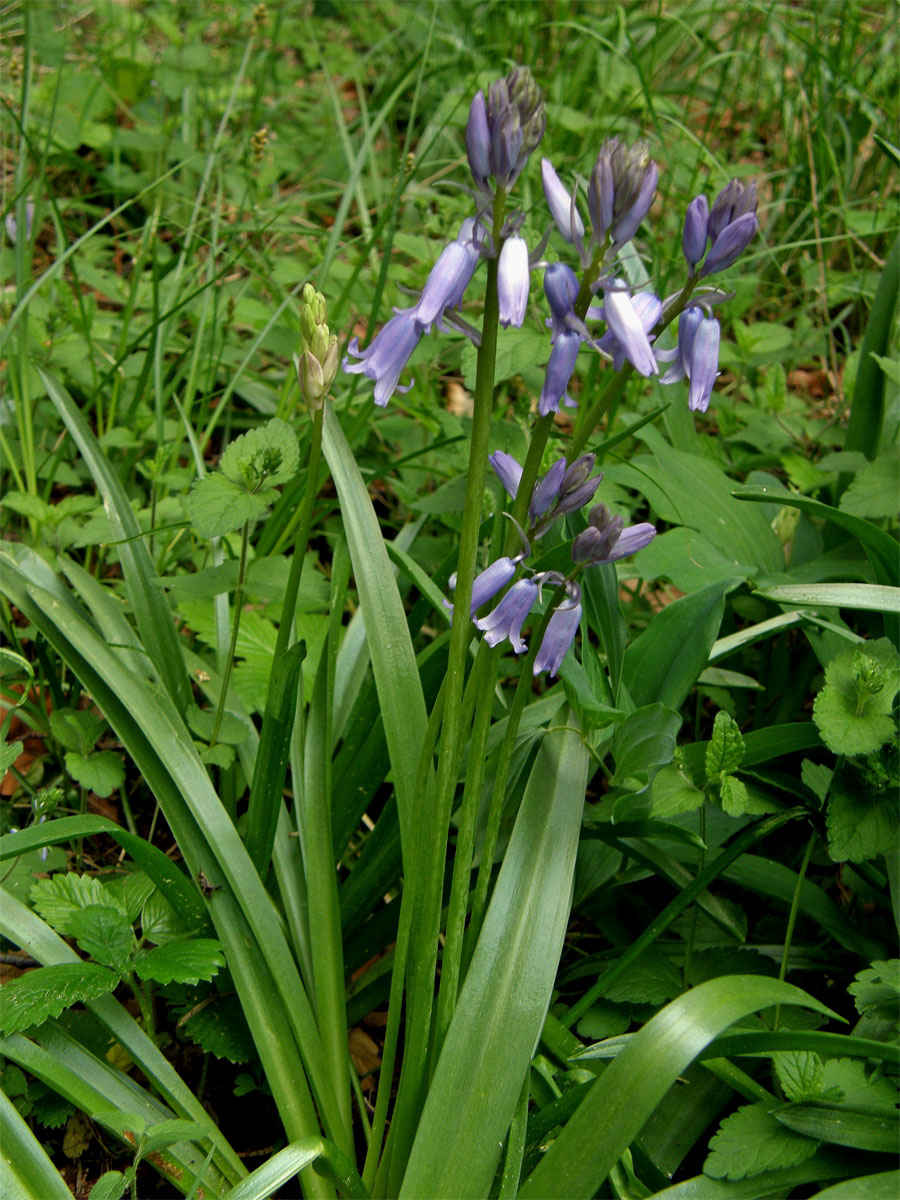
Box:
xmin=602 ymin=287 xmax=658 ymax=377
xmin=687 ymin=317 xmax=720 ymax=412
xmin=474 ymin=577 xmax=540 ymax=653
xmin=541 ymin=158 xmax=585 ymax=243
xmin=699 ymin=211 xmax=757 ymax=277
xmin=530 ymin=458 xmax=566 ymax=519
xmin=489 ymin=450 xmax=523 ymax=500
xmin=466 ymin=91 xmax=491 ymax=184
xmin=682 ymin=194 xmax=709 ymax=268
xmin=539 ymin=330 xmax=581 ymax=416
xmin=470 ymin=557 xmax=517 ymax=615
xmin=498 ymin=235 xmax=530 ymax=328
xmin=533 ymin=601 xmax=582 ymax=676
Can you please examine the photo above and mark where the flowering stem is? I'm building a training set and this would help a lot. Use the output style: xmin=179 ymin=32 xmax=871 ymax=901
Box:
xmin=274 ymin=402 xmax=325 ymax=666
xmin=462 ymin=582 xmax=566 ymax=965
xmin=209 ymin=519 xmax=250 ymax=750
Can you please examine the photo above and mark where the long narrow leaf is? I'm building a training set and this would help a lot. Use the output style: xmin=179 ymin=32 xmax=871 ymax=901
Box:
xmin=518 ymin=975 xmax=838 ymax=1199
xmin=399 ymin=717 xmax=589 ymax=1199
xmin=35 ymin=367 xmax=191 ymax=713
xmin=0 ymin=1087 xmax=72 ymax=1200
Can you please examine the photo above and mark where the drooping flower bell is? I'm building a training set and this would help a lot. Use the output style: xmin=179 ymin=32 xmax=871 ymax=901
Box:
xmin=541 ymin=159 xmax=585 ymax=244
xmin=343 ymin=313 xmax=422 ymax=408
xmin=588 ymin=137 xmax=658 ymax=248
xmin=465 ymin=67 xmax=546 ymax=192
xmin=398 ymin=218 xmax=481 ymax=333
xmin=474 ymin=576 xmax=541 ymax=652
xmin=533 ymin=582 xmax=583 ymax=677
xmin=658 ymin=306 xmax=721 ymax=412
xmin=596 ymin=281 xmax=659 ymax=377
xmin=497 ymin=235 xmax=530 ymax=328
xmin=539 ymin=330 xmax=581 ymax=416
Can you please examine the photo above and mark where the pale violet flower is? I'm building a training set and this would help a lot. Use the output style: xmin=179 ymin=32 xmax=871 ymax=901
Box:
xmin=659 ymin=307 xmax=721 ymax=412
xmin=541 ymin=158 xmax=585 ymax=243
xmin=498 ymin=235 xmax=530 ymax=328
xmin=533 ymin=585 xmax=582 ymax=677
xmin=544 ymin=261 xmax=580 ymax=340
xmin=539 ymin=330 xmax=581 ymax=415
xmin=474 ymin=577 xmax=540 ymax=652
xmin=343 ymin=313 xmax=422 ymax=407
xmin=600 ymin=282 xmax=659 ymax=377
xmin=398 ymin=218 xmax=481 ymax=333
xmin=592 ymin=290 xmax=662 ymax=372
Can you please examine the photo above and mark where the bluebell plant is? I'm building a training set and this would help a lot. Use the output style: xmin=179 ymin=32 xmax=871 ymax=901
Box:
xmin=343 ymin=65 xmax=758 ymax=678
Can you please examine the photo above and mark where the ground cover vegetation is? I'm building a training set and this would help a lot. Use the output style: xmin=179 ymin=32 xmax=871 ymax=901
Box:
xmin=1 ymin=1 xmax=898 ymax=1197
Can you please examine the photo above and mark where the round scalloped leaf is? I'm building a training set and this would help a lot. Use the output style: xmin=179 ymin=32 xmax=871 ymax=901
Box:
xmin=187 ymin=474 xmax=274 ymax=538
xmin=219 ymin=418 xmax=299 ymax=489
xmin=813 ymin=639 xmax=900 ymax=757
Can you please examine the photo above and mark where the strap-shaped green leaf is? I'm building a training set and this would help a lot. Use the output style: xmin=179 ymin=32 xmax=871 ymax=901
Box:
xmin=35 ymin=367 xmax=191 ymax=714
xmin=0 ymin=1087 xmax=72 ymax=1200
xmin=400 ymin=718 xmax=589 ymax=1199
xmin=519 ymin=976 xmax=839 ymax=1199
xmin=321 ymin=404 xmax=427 ymax=862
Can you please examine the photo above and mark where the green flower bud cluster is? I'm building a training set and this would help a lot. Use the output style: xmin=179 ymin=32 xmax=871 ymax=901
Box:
xmin=295 ymin=283 xmax=339 ymax=410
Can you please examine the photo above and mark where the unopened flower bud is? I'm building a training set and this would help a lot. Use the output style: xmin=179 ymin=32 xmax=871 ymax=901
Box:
xmin=682 ymin=194 xmax=709 ymax=270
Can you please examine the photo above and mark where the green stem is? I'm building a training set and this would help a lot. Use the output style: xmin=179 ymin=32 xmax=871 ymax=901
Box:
xmin=274 ymin=403 xmax=325 ymax=664
xmin=774 ymin=829 xmax=817 ymax=1029
xmin=386 ymin=188 xmax=507 ymax=1193
xmin=682 ymin=803 xmax=707 ymax=989
xmin=433 ymin=642 xmax=499 ymax=1049
xmin=463 ymin=584 xmax=566 ymax=965
xmin=208 ymin=519 xmax=250 ymax=750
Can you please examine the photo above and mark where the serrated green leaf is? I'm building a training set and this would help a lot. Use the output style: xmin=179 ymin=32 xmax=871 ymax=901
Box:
xmin=706 ymin=711 xmax=746 ymax=778
xmin=839 ymin=455 xmax=900 ymax=519
xmin=31 ymin=873 xmax=123 ymax=933
xmin=813 ymin=638 xmax=900 ymax=756
xmin=133 ymin=939 xmax=224 ymax=985
xmin=187 ymin=474 xmax=274 ymax=538
xmin=30 ymin=1084 xmax=77 ymax=1130
xmin=775 ymin=1051 xmax=826 ymax=1102
xmin=0 ymin=962 xmax=119 ymax=1034
xmin=186 ymin=704 xmax=247 ymax=746
xmin=180 ymin=993 xmax=255 ymax=1063
xmin=89 ymin=1170 xmax=128 ymax=1200
xmin=826 ymin=778 xmax=899 ymax=864
xmin=102 ymin=871 xmax=155 ymax=925
xmin=140 ymin=890 xmax=187 ymax=945
xmin=219 ymin=418 xmax=299 ymax=489
xmin=50 ymin=707 xmax=106 ymax=755
xmin=649 ymin=764 xmax=705 ymax=818
xmin=704 ymin=1103 xmax=820 ymax=1180
xmin=602 ymin=950 xmax=683 ymax=1006
xmin=68 ymin=905 xmax=134 ymax=971
xmin=848 ymin=961 xmax=900 ymax=1024
xmin=820 ymin=1058 xmax=899 ymax=1111
xmin=720 ymin=774 xmax=751 ymax=817
xmin=64 ymin=750 xmax=124 ymax=797
xmin=2 ymin=490 xmax=52 ymax=522
xmin=576 ymin=1001 xmax=631 ymax=1041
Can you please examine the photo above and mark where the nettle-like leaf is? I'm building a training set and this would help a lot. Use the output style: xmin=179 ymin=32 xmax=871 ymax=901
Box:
xmin=720 ymin=774 xmax=750 ymax=816
xmin=180 ymin=992 xmax=256 ymax=1063
xmin=219 ymin=418 xmax=299 ymax=489
xmin=839 ymin=454 xmax=900 ymax=519
xmin=0 ymin=962 xmax=120 ymax=1034
xmin=50 ymin=707 xmax=107 ymax=755
xmin=133 ymin=939 xmax=225 ymax=985
xmin=705 ymin=710 xmax=745 ymax=778
xmin=825 ymin=764 xmax=899 ymax=863
xmin=140 ymin=889 xmax=188 ymax=946
xmin=31 ymin=872 xmax=124 ymax=934
xmin=649 ymin=762 xmax=704 ymax=817
xmin=820 ymin=1058 xmax=899 ymax=1111
xmin=29 ymin=1081 xmax=77 ymax=1130
xmin=704 ymin=1103 xmax=819 ymax=1180
xmin=774 ymin=1051 xmax=828 ymax=1102
xmin=187 ymin=473 xmax=274 ymax=538
xmin=601 ymin=950 xmax=683 ymax=1006
xmin=68 ymin=905 xmax=134 ymax=973
xmin=65 ymin=750 xmax=125 ymax=797
xmin=185 ymin=704 xmax=248 ymax=746
xmin=848 ymin=960 xmax=900 ymax=1026
xmin=813 ymin=638 xmax=900 ymax=757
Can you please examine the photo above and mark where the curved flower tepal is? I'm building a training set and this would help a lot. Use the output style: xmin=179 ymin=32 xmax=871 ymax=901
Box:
xmin=541 ymin=159 xmax=585 ymax=244
xmin=659 ymin=306 xmax=721 ymax=412
xmin=533 ymin=584 xmax=583 ymax=677
xmin=539 ymin=330 xmax=581 ymax=415
xmin=474 ymin=577 xmax=540 ymax=652
xmin=593 ymin=289 xmax=662 ymax=373
xmin=599 ymin=282 xmax=659 ymax=377
xmin=343 ymin=313 xmax=422 ymax=408
xmin=497 ymin=235 xmax=530 ymax=328
xmin=398 ymin=218 xmax=481 ymax=333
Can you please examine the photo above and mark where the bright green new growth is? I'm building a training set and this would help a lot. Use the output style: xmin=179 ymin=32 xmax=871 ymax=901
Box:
xmin=813 ymin=638 xmax=900 ymax=756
